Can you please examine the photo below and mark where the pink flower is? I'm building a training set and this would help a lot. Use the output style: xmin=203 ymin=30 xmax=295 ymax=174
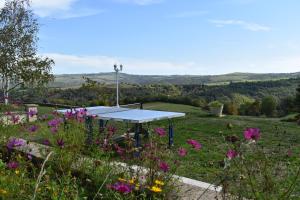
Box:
xmin=154 ymin=128 xmax=167 ymax=137
xmin=7 ymin=138 xmax=24 ymax=149
xmin=107 ymin=126 xmax=117 ymax=133
xmin=50 ymin=127 xmax=58 ymax=134
xmin=159 ymin=161 xmax=170 ymax=172
xmin=42 ymin=139 xmax=51 ymax=146
xmin=244 ymin=128 xmax=261 ymax=141
xmin=11 ymin=115 xmax=20 ymax=124
xmin=28 ymin=125 xmax=38 ymax=133
xmin=7 ymin=161 xmax=19 ymax=169
xmin=28 ymin=109 xmax=37 ymax=117
xmin=108 ymin=182 xmax=133 ymax=194
xmin=56 ymin=138 xmax=65 ymax=148
xmin=187 ymin=139 xmax=202 ymax=150
xmin=178 ymin=147 xmax=187 ymax=157
xmin=226 ymin=149 xmax=238 ymax=160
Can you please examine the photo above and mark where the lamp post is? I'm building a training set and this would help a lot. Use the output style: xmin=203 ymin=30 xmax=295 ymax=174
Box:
xmin=114 ymin=64 xmax=123 ymax=107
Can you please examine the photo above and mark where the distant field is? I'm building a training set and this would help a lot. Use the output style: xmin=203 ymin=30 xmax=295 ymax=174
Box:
xmin=141 ymin=102 xmax=300 ymax=183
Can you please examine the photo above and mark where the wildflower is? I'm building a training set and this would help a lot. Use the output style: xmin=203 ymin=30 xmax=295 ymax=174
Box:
xmin=6 ymin=138 xmax=24 ymax=150
xmin=114 ymin=144 xmax=125 ymax=156
xmin=11 ymin=115 xmax=20 ymax=124
xmin=244 ymin=128 xmax=261 ymax=141
xmin=28 ymin=109 xmax=37 ymax=117
xmin=76 ymin=109 xmax=86 ymax=118
xmin=109 ymin=182 xmax=133 ymax=194
xmin=178 ymin=147 xmax=187 ymax=157
xmin=64 ymin=111 xmax=74 ymax=119
xmin=118 ymin=178 xmax=127 ymax=182
xmin=50 ymin=127 xmax=58 ymax=134
xmin=159 ymin=161 xmax=170 ymax=172
xmin=149 ymin=186 xmax=162 ymax=193
xmin=187 ymin=139 xmax=202 ymax=150
xmin=39 ymin=114 xmax=48 ymax=121
xmin=42 ymin=139 xmax=51 ymax=146
xmin=226 ymin=149 xmax=238 ymax=160
xmin=0 ymin=189 xmax=8 ymax=195
xmin=154 ymin=180 xmax=164 ymax=186
xmin=28 ymin=125 xmax=38 ymax=133
xmin=56 ymin=139 xmax=65 ymax=148
xmin=154 ymin=127 xmax=167 ymax=137
xmin=107 ymin=126 xmax=117 ymax=133
xmin=15 ymin=170 xmax=20 ymax=175
xmin=129 ymin=178 xmax=136 ymax=184
xmin=7 ymin=161 xmax=19 ymax=169
xmin=48 ymin=118 xmax=63 ymax=128
xmin=27 ymin=154 xmax=33 ymax=160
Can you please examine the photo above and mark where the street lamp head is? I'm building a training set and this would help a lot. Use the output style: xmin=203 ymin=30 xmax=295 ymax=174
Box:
xmin=120 ymin=64 xmax=123 ymax=71
xmin=114 ymin=64 xmax=117 ymax=71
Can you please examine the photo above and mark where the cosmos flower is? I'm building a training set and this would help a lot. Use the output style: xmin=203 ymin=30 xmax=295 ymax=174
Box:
xmin=42 ymin=139 xmax=51 ymax=146
xmin=187 ymin=139 xmax=202 ymax=150
xmin=7 ymin=138 xmax=24 ymax=150
xmin=7 ymin=161 xmax=19 ymax=169
xmin=178 ymin=147 xmax=187 ymax=157
xmin=244 ymin=128 xmax=261 ymax=141
xmin=226 ymin=149 xmax=238 ymax=160
xmin=28 ymin=109 xmax=37 ymax=117
xmin=28 ymin=125 xmax=38 ymax=133
xmin=154 ymin=128 xmax=167 ymax=137
xmin=159 ymin=161 xmax=170 ymax=172
xmin=108 ymin=182 xmax=133 ymax=194
xmin=56 ymin=138 xmax=65 ymax=148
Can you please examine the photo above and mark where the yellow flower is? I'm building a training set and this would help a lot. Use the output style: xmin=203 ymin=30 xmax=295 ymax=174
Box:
xmin=129 ymin=178 xmax=135 ymax=184
xmin=154 ymin=180 xmax=164 ymax=186
xmin=149 ymin=186 xmax=162 ymax=193
xmin=0 ymin=189 xmax=8 ymax=195
xmin=118 ymin=178 xmax=126 ymax=182
xmin=15 ymin=170 xmax=20 ymax=175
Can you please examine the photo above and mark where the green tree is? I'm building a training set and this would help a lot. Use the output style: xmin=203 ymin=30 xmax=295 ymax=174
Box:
xmin=261 ymin=96 xmax=277 ymax=117
xmin=0 ymin=0 xmax=54 ymax=104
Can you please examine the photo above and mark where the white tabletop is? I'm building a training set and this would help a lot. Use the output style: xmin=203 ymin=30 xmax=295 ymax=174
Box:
xmin=57 ymin=106 xmax=185 ymax=123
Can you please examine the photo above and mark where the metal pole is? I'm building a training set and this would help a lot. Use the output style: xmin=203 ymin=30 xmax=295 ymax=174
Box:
xmin=116 ymin=70 xmax=119 ymax=107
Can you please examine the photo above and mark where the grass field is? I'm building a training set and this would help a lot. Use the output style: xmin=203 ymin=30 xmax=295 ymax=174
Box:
xmin=141 ymin=102 xmax=300 ymax=184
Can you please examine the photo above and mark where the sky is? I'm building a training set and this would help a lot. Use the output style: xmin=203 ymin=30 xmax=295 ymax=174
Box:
xmin=1 ymin=0 xmax=300 ymax=75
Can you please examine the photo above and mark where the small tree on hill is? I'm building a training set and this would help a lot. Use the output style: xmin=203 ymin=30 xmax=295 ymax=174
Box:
xmin=261 ymin=96 xmax=277 ymax=117
xmin=0 ymin=0 xmax=54 ymax=105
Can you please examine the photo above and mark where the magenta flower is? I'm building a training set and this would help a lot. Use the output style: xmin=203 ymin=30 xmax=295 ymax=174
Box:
xmin=187 ymin=139 xmax=202 ymax=150
xmin=56 ymin=138 xmax=65 ymax=148
xmin=50 ymin=127 xmax=58 ymax=134
xmin=28 ymin=125 xmax=38 ymax=133
xmin=76 ymin=109 xmax=87 ymax=119
xmin=48 ymin=118 xmax=63 ymax=128
xmin=28 ymin=109 xmax=37 ymax=117
xmin=42 ymin=139 xmax=51 ymax=146
xmin=178 ymin=147 xmax=187 ymax=157
xmin=226 ymin=149 xmax=238 ymax=160
xmin=154 ymin=128 xmax=167 ymax=137
xmin=64 ymin=111 xmax=74 ymax=119
xmin=114 ymin=144 xmax=125 ymax=156
xmin=7 ymin=138 xmax=24 ymax=149
xmin=27 ymin=154 xmax=33 ymax=160
xmin=7 ymin=161 xmax=19 ymax=169
xmin=11 ymin=115 xmax=20 ymax=124
xmin=107 ymin=126 xmax=117 ymax=133
xmin=244 ymin=128 xmax=261 ymax=141
xmin=109 ymin=182 xmax=133 ymax=194
xmin=159 ymin=161 xmax=170 ymax=172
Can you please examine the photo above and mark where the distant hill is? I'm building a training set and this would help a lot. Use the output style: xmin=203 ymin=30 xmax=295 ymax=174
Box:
xmin=50 ymin=72 xmax=300 ymax=88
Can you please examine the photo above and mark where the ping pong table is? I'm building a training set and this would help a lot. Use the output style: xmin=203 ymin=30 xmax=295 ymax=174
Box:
xmin=57 ymin=106 xmax=185 ymax=148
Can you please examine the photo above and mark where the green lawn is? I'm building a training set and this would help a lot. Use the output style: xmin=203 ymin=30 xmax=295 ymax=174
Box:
xmin=142 ymin=102 xmax=300 ymax=183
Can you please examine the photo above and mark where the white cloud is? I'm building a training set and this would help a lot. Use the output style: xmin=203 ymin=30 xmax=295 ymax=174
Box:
xmin=210 ymin=19 xmax=271 ymax=32
xmin=42 ymin=53 xmax=199 ymax=75
xmin=114 ymin=0 xmax=163 ymax=6
xmin=0 ymin=0 xmax=101 ymax=19
xmin=167 ymin=11 xmax=208 ymax=18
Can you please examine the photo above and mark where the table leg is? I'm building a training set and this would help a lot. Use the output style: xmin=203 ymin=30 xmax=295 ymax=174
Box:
xmin=134 ymin=123 xmax=141 ymax=148
xmin=99 ymin=119 xmax=105 ymax=134
xmin=85 ymin=116 xmax=94 ymax=145
xmin=168 ymin=120 xmax=174 ymax=147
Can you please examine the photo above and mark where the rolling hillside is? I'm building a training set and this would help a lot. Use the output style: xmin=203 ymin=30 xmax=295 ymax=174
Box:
xmin=51 ymin=72 xmax=300 ymax=88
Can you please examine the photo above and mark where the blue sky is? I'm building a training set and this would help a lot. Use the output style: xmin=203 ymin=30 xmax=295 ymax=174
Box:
xmin=2 ymin=0 xmax=300 ymax=75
